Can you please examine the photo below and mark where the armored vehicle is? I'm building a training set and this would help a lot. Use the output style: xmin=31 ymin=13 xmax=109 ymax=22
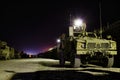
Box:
xmin=57 ymin=19 xmax=117 ymax=68
xmin=0 ymin=41 xmax=14 ymax=60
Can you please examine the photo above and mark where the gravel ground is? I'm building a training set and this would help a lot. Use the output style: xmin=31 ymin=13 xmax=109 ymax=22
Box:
xmin=0 ymin=58 xmax=120 ymax=80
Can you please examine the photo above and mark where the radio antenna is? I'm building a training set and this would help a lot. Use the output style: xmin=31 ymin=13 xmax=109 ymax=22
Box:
xmin=99 ymin=0 xmax=102 ymax=38
xmin=70 ymin=13 xmax=72 ymax=26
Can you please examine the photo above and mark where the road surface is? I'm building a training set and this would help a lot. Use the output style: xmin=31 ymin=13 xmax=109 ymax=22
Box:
xmin=0 ymin=58 xmax=120 ymax=80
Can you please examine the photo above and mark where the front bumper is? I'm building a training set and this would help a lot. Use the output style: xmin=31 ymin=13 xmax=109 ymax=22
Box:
xmin=76 ymin=49 xmax=117 ymax=55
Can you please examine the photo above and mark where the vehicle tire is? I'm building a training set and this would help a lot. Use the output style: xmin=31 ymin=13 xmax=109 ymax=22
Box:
xmin=82 ymin=61 xmax=88 ymax=65
xmin=5 ymin=56 xmax=10 ymax=60
xmin=102 ymin=56 xmax=114 ymax=67
xmin=5 ymin=56 xmax=8 ymax=60
xmin=81 ymin=56 xmax=89 ymax=65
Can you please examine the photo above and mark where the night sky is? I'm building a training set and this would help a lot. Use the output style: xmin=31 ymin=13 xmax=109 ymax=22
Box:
xmin=0 ymin=1 xmax=120 ymax=55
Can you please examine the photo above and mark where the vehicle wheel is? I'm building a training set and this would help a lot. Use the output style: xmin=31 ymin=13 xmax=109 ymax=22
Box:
xmin=6 ymin=54 xmax=10 ymax=60
xmin=5 ymin=56 xmax=8 ymax=60
xmin=82 ymin=61 xmax=88 ymax=65
xmin=5 ymin=56 xmax=9 ymax=60
xmin=102 ymin=56 xmax=114 ymax=67
xmin=71 ymin=58 xmax=81 ymax=68
xmin=81 ymin=56 xmax=89 ymax=65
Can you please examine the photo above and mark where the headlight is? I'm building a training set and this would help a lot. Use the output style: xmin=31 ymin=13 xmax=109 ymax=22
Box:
xmin=81 ymin=43 xmax=85 ymax=48
xmin=110 ymin=42 xmax=116 ymax=49
xmin=77 ymin=42 xmax=86 ymax=49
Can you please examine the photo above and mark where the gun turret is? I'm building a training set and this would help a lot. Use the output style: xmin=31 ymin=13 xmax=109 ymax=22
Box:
xmin=69 ymin=18 xmax=86 ymax=37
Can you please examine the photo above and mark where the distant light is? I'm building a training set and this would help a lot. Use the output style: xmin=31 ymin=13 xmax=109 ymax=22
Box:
xmin=56 ymin=39 xmax=61 ymax=43
xmin=29 ymin=54 xmax=32 ymax=58
xmin=74 ymin=19 xmax=83 ymax=27
xmin=24 ymin=50 xmax=37 ymax=55
xmin=26 ymin=52 xmax=33 ymax=55
xmin=48 ymin=47 xmax=53 ymax=51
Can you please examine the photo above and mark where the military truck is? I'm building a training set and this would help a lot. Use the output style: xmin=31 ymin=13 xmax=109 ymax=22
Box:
xmin=0 ymin=41 xmax=14 ymax=60
xmin=57 ymin=19 xmax=117 ymax=68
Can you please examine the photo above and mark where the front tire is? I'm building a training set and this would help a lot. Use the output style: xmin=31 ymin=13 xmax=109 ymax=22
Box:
xmin=102 ymin=56 xmax=114 ymax=67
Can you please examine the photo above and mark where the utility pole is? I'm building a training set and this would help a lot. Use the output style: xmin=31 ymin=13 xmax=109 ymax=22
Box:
xmin=99 ymin=0 xmax=102 ymax=38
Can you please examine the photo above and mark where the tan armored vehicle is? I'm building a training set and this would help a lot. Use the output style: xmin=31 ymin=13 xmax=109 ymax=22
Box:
xmin=57 ymin=19 xmax=117 ymax=67
xmin=0 ymin=41 xmax=14 ymax=60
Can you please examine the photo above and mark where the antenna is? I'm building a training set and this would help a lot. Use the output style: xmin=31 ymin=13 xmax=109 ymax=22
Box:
xmin=70 ymin=13 xmax=72 ymax=26
xmin=99 ymin=0 xmax=102 ymax=38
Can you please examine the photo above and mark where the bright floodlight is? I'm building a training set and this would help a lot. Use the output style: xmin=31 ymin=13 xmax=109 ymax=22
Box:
xmin=57 ymin=39 xmax=61 ymax=43
xmin=74 ymin=19 xmax=83 ymax=27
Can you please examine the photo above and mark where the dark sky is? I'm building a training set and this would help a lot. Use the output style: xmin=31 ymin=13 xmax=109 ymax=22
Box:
xmin=0 ymin=1 xmax=120 ymax=55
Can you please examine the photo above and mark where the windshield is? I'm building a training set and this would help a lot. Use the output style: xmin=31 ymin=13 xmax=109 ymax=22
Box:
xmin=87 ymin=33 xmax=96 ymax=38
xmin=73 ymin=32 xmax=97 ymax=38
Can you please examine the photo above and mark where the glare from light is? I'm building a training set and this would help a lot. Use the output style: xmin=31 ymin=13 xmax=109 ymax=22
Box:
xmin=57 ymin=39 xmax=61 ymax=43
xmin=74 ymin=19 xmax=83 ymax=27
xmin=48 ymin=47 xmax=53 ymax=51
